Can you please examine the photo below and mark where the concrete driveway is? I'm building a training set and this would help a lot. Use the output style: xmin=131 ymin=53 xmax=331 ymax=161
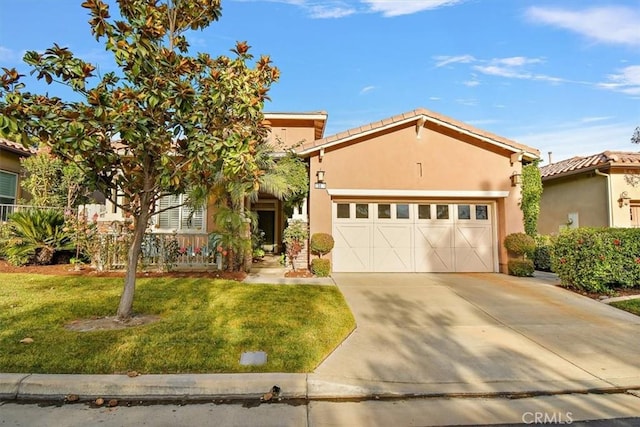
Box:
xmin=310 ymin=273 xmax=640 ymax=398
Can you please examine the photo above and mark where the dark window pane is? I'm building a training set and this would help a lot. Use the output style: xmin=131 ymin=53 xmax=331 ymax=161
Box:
xmin=436 ymin=205 xmax=449 ymax=220
xmin=458 ymin=205 xmax=471 ymax=220
xmin=418 ymin=204 xmax=431 ymax=219
xmin=337 ymin=203 xmax=350 ymax=218
xmin=396 ymin=204 xmax=410 ymax=219
xmin=476 ymin=205 xmax=488 ymax=220
xmin=356 ymin=204 xmax=369 ymax=219
xmin=378 ymin=204 xmax=391 ymax=219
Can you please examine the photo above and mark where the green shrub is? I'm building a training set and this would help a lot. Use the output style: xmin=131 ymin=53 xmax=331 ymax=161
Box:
xmin=311 ymin=258 xmax=331 ymax=277
xmin=0 ymin=223 xmax=10 ymax=259
xmin=310 ymin=233 xmax=334 ymax=258
xmin=552 ymin=228 xmax=640 ymax=293
xmin=533 ymin=234 xmax=554 ymax=272
xmin=4 ymin=209 xmax=74 ymax=266
xmin=508 ymin=259 xmax=534 ymax=277
xmin=504 ymin=232 xmax=535 ymax=259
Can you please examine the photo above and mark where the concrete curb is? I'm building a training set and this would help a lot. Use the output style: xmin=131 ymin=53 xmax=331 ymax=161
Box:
xmin=1 ymin=373 xmax=306 ymax=401
xmin=2 ymin=372 xmax=639 ymax=403
xmin=601 ymin=295 xmax=640 ymax=304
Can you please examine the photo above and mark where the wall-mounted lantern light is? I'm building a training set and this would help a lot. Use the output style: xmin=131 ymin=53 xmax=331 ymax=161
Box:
xmin=618 ymin=191 xmax=631 ymax=207
xmin=314 ymin=170 xmax=326 ymax=189
xmin=510 ymin=171 xmax=522 ymax=187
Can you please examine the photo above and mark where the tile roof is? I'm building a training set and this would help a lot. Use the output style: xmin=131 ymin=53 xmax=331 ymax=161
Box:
xmin=296 ymin=107 xmax=539 ymax=158
xmin=0 ymin=137 xmax=37 ymax=155
xmin=540 ymin=151 xmax=640 ymax=179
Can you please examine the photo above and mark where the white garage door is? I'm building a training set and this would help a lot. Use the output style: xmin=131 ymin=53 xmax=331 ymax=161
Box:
xmin=333 ymin=202 xmax=494 ymax=273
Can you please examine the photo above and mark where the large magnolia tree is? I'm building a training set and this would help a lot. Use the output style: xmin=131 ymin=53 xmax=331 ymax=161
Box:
xmin=0 ymin=0 xmax=279 ymax=319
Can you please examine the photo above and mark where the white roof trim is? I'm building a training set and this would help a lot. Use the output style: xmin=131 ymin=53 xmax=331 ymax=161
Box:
xmin=298 ymin=116 xmax=418 ymax=155
xmin=299 ymin=114 xmax=538 ymax=160
xmin=264 ymin=112 xmax=327 ymax=121
xmin=325 ymin=189 xmax=510 ymax=198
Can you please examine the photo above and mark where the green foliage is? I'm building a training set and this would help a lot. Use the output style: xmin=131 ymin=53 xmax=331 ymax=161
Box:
xmin=552 ymin=228 xmax=640 ymax=293
xmin=504 ymin=232 xmax=535 ymax=259
xmin=214 ymin=206 xmax=252 ymax=272
xmin=283 ymin=219 xmax=309 ymax=271
xmin=508 ymin=259 xmax=535 ymax=277
xmin=20 ymin=152 xmax=90 ymax=208
xmin=310 ymin=233 xmax=334 ymax=258
xmin=4 ymin=209 xmax=74 ymax=266
xmin=311 ymin=258 xmax=331 ymax=277
xmin=0 ymin=223 xmax=10 ymax=259
xmin=533 ymin=234 xmax=554 ymax=272
xmin=521 ymin=161 xmax=543 ymax=236
xmin=272 ymin=153 xmax=309 ymax=215
xmin=0 ymin=0 xmax=278 ymax=317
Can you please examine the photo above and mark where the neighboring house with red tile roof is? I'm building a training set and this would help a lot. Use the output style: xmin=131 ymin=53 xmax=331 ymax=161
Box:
xmin=0 ymin=138 xmax=36 ymax=220
xmin=539 ymin=151 xmax=640 ymax=234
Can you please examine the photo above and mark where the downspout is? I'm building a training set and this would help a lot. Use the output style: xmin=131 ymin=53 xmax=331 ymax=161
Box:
xmin=594 ymin=169 xmax=612 ymax=226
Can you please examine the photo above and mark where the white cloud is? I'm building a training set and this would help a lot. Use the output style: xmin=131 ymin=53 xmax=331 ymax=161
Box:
xmin=434 ymin=54 xmax=475 ymax=68
xmin=0 ymin=46 xmax=19 ymax=63
xmin=308 ymin=4 xmax=355 ymax=18
xmin=526 ymin=6 xmax=640 ymax=47
xmin=456 ymin=98 xmax=477 ymax=107
xmin=361 ymin=0 xmax=464 ymax=17
xmin=598 ymin=65 xmax=640 ymax=96
xmin=237 ymin=0 xmax=464 ymax=18
xmin=463 ymin=79 xmax=479 ymax=87
xmin=359 ymin=85 xmax=376 ymax=94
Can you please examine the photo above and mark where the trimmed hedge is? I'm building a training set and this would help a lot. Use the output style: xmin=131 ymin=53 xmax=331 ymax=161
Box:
xmin=311 ymin=258 xmax=331 ymax=277
xmin=508 ymin=259 xmax=534 ymax=277
xmin=504 ymin=232 xmax=535 ymax=259
xmin=533 ymin=234 xmax=554 ymax=272
xmin=552 ymin=228 xmax=640 ymax=293
xmin=310 ymin=233 xmax=334 ymax=258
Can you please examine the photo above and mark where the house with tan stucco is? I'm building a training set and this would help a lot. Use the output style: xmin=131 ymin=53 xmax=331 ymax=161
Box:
xmin=257 ymin=108 xmax=540 ymax=274
xmin=93 ymin=108 xmax=540 ymax=273
xmin=539 ymin=151 xmax=640 ymax=235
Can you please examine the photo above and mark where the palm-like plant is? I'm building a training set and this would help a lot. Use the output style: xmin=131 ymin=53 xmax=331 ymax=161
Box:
xmin=4 ymin=209 xmax=74 ymax=266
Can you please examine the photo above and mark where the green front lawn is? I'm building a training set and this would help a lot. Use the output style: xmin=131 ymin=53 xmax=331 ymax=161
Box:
xmin=610 ymin=299 xmax=640 ymax=317
xmin=0 ymin=274 xmax=355 ymax=374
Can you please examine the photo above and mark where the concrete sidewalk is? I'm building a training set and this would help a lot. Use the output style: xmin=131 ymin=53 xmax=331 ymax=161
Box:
xmin=2 ymin=272 xmax=640 ymax=403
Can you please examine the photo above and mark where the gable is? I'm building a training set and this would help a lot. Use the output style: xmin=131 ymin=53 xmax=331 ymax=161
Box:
xmin=296 ymin=108 xmax=539 ymax=162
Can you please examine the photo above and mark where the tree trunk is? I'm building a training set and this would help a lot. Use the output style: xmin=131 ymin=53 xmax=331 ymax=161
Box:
xmin=116 ymin=204 xmax=151 ymax=320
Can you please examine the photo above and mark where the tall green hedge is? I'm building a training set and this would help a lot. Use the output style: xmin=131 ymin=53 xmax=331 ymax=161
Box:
xmin=552 ymin=228 xmax=640 ymax=293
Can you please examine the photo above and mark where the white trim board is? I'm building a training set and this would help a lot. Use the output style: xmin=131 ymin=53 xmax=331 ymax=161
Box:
xmin=326 ymin=189 xmax=510 ymax=198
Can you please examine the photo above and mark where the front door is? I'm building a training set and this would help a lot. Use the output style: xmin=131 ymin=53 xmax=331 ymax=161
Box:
xmin=257 ymin=210 xmax=276 ymax=252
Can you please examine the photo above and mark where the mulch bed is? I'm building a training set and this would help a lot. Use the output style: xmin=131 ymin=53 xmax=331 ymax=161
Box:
xmin=0 ymin=260 xmax=246 ymax=281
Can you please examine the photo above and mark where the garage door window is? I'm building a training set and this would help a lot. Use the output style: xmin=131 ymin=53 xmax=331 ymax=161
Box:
xmin=476 ymin=205 xmax=488 ymax=220
xmin=458 ymin=205 xmax=471 ymax=220
xmin=418 ymin=204 xmax=431 ymax=219
xmin=356 ymin=203 xmax=369 ymax=219
xmin=378 ymin=204 xmax=391 ymax=219
xmin=396 ymin=204 xmax=410 ymax=219
xmin=337 ymin=203 xmax=350 ymax=218
xmin=436 ymin=205 xmax=449 ymax=220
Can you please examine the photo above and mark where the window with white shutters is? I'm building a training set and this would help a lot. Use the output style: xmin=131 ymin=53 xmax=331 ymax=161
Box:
xmin=155 ymin=194 xmax=205 ymax=231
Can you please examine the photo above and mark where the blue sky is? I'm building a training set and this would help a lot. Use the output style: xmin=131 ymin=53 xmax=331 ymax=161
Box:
xmin=1 ymin=0 xmax=639 ymax=163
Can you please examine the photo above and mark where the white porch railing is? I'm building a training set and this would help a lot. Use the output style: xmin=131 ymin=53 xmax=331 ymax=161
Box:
xmin=95 ymin=232 xmax=222 ymax=272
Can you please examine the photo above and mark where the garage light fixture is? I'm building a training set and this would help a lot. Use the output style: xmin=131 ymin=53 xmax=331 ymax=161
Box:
xmin=510 ymin=171 xmax=522 ymax=187
xmin=619 ymin=191 xmax=631 ymax=207
xmin=315 ymin=170 xmax=326 ymax=189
